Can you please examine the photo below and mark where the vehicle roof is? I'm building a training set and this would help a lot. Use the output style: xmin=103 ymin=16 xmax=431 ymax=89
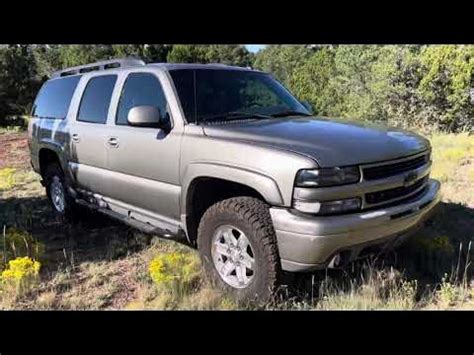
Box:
xmin=51 ymin=58 xmax=264 ymax=80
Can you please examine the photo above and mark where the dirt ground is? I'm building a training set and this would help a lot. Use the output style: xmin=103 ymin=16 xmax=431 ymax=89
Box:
xmin=0 ymin=132 xmax=30 ymax=170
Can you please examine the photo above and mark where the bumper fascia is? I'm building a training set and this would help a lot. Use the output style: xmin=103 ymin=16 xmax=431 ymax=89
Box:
xmin=270 ymin=179 xmax=441 ymax=272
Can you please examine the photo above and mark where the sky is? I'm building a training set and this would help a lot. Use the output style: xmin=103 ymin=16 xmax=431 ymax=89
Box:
xmin=245 ymin=45 xmax=266 ymax=53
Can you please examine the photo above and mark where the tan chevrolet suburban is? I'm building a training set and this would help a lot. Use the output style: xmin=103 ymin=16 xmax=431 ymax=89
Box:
xmin=28 ymin=58 xmax=441 ymax=302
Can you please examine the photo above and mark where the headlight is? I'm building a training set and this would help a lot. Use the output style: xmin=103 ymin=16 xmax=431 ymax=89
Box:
xmin=293 ymin=197 xmax=361 ymax=215
xmin=295 ymin=166 xmax=360 ymax=187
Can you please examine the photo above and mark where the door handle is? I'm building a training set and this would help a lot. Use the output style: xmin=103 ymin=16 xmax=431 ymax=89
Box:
xmin=107 ymin=137 xmax=119 ymax=148
xmin=71 ymin=133 xmax=80 ymax=143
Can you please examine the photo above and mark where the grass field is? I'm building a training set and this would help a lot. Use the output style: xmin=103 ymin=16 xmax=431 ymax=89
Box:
xmin=0 ymin=130 xmax=473 ymax=310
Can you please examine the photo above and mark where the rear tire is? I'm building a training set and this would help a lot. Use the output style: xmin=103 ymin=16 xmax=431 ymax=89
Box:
xmin=197 ymin=197 xmax=281 ymax=305
xmin=43 ymin=163 xmax=79 ymax=222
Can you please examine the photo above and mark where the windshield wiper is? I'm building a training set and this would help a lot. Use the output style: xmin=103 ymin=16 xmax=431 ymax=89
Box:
xmin=199 ymin=111 xmax=274 ymax=123
xmin=270 ymin=110 xmax=312 ymax=118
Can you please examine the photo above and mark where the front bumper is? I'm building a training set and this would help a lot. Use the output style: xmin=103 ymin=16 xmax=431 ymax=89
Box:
xmin=270 ymin=179 xmax=441 ymax=272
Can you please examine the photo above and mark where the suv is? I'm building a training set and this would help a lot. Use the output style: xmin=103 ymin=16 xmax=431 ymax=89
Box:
xmin=28 ymin=58 xmax=440 ymax=302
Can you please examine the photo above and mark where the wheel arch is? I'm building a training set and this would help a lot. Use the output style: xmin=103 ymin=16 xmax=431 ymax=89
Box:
xmin=38 ymin=147 xmax=63 ymax=177
xmin=181 ymin=163 xmax=284 ymax=244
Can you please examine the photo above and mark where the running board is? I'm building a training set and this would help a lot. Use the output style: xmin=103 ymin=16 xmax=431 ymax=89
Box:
xmin=75 ymin=199 xmax=184 ymax=239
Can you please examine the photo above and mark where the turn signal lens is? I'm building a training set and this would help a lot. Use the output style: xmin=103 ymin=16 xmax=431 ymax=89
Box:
xmin=293 ymin=197 xmax=361 ymax=215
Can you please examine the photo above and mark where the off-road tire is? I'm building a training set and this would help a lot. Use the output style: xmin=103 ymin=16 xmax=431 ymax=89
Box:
xmin=197 ymin=197 xmax=281 ymax=305
xmin=43 ymin=163 xmax=79 ymax=221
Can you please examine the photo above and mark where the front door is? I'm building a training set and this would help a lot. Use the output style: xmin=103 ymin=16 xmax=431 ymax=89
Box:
xmin=101 ymin=72 xmax=182 ymax=223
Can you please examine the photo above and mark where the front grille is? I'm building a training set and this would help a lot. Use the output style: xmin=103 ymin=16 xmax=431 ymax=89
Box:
xmin=363 ymin=153 xmax=429 ymax=180
xmin=365 ymin=176 xmax=428 ymax=205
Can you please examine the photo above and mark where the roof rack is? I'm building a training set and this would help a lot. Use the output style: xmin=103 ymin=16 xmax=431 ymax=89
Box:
xmin=206 ymin=63 xmax=233 ymax=66
xmin=52 ymin=58 xmax=146 ymax=78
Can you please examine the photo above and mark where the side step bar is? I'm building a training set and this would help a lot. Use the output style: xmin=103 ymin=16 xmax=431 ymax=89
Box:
xmin=75 ymin=199 xmax=185 ymax=240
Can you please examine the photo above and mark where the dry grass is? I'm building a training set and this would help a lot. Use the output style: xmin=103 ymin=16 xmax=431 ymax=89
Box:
xmin=429 ymin=132 xmax=474 ymax=207
xmin=315 ymin=270 xmax=418 ymax=310
xmin=0 ymin=126 xmax=23 ymax=134
xmin=124 ymin=239 xmax=237 ymax=310
xmin=0 ymin=131 xmax=472 ymax=310
xmin=0 ymin=168 xmax=16 ymax=191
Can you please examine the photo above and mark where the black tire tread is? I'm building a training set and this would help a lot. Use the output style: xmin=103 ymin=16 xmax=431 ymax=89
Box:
xmin=197 ymin=196 xmax=281 ymax=303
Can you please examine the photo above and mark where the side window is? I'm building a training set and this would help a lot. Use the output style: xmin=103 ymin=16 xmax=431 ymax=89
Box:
xmin=77 ymin=75 xmax=117 ymax=124
xmin=32 ymin=76 xmax=82 ymax=119
xmin=116 ymin=73 xmax=168 ymax=126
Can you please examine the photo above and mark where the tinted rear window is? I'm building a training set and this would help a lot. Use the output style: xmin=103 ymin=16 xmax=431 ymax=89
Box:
xmin=32 ymin=76 xmax=81 ymax=119
xmin=77 ymin=75 xmax=117 ymax=124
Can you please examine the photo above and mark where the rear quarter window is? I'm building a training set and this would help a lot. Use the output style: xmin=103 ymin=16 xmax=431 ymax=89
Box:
xmin=32 ymin=76 xmax=82 ymax=119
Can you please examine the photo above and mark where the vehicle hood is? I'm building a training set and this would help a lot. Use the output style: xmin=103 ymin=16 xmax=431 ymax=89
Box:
xmin=202 ymin=117 xmax=430 ymax=167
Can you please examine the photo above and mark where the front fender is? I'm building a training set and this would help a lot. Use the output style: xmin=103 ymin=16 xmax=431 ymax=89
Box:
xmin=180 ymin=162 xmax=285 ymax=216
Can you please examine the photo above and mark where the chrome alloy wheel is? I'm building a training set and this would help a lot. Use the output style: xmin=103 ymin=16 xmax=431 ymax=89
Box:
xmin=211 ymin=225 xmax=256 ymax=288
xmin=50 ymin=176 xmax=66 ymax=213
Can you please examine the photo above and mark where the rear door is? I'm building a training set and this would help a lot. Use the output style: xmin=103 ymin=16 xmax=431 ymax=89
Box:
xmin=101 ymin=70 xmax=182 ymax=223
xmin=68 ymin=74 xmax=117 ymax=194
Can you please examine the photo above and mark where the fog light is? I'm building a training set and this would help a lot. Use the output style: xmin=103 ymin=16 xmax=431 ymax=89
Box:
xmin=293 ymin=197 xmax=361 ymax=215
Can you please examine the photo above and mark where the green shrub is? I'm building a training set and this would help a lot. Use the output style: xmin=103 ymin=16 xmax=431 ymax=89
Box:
xmin=254 ymin=45 xmax=474 ymax=133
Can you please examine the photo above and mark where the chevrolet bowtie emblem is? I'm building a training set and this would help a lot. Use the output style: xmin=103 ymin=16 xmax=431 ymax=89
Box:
xmin=404 ymin=171 xmax=418 ymax=186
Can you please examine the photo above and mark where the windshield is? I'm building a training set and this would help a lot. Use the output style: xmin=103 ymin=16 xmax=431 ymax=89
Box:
xmin=169 ymin=69 xmax=310 ymax=123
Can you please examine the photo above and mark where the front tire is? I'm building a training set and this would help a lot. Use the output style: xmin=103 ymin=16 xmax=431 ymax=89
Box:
xmin=197 ymin=197 xmax=281 ymax=304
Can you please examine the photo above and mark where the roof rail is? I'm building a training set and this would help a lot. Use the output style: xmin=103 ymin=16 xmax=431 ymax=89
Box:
xmin=52 ymin=58 xmax=146 ymax=78
xmin=206 ymin=63 xmax=231 ymax=66
xmin=205 ymin=63 xmax=252 ymax=70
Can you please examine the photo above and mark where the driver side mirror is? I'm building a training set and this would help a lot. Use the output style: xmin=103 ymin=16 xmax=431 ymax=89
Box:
xmin=300 ymin=100 xmax=313 ymax=114
xmin=127 ymin=105 xmax=162 ymax=128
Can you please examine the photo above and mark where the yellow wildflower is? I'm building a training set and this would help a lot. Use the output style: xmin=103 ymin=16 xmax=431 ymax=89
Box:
xmin=1 ymin=256 xmax=41 ymax=282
